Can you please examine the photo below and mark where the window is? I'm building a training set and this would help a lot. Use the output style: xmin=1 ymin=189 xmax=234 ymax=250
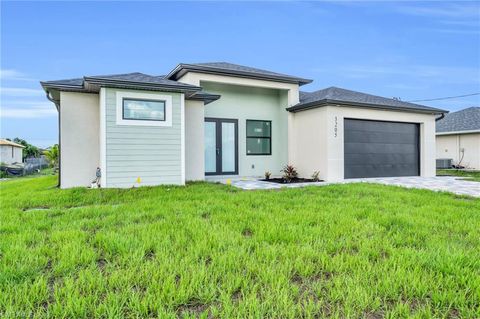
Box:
xmin=116 ymin=92 xmax=172 ymax=127
xmin=246 ymin=120 xmax=271 ymax=155
xmin=122 ymin=98 xmax=166 ymax=121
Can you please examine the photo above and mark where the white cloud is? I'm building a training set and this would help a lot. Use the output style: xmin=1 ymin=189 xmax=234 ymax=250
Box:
xmin=395 ymin=3 xmax=480 ymax=19
xmin=319 ymin=64 xmax=480 ymax=84
xmin=0 ymin=87 xmax=44 ymax=97
xmin=0 ymin=69 xmax=35 ymax=81
xmin=1 ymin=101 xmax=57 ymax=118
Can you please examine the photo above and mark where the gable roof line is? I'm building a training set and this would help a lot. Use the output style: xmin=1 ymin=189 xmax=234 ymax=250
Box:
xmin=166 ymin=62 xmax=313 ymax=86
xmin=0 ymin=139 xmax=25 ymax=148
xmin=288 ymin=87 xmax=447 ymax=114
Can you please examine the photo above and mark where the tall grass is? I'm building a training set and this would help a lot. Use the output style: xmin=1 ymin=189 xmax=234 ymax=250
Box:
xmin=0 ymin=176 xmax=479 ymax=318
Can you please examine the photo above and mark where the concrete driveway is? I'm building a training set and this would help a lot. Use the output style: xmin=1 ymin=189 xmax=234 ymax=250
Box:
xmin=208 ymin=176 xmax=480 ymax=198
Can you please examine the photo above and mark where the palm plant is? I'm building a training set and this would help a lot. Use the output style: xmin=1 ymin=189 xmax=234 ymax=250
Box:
xmin=44 ymin=144 xmax=59 ymax=168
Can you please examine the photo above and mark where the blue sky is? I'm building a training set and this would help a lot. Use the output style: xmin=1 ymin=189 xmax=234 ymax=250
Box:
xmin=1 ymin=1 xmax=479 ymax=148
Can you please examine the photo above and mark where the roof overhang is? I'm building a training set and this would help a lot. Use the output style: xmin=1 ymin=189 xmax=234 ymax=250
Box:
xmin=41 ymin=77 xmax=202 ymax=96
xmin=186 ymin=91 xmax=221 ymax=105
xmin=287 ymin=99 xmax=448 ymax=115
xmin=167 ymin=63 xmax=313 ymax=86
xmin=436 ymin=129 xmax=480 ymax=136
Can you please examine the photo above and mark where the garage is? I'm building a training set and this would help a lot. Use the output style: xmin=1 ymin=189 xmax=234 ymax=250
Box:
xmin=344 ymin=119 xmax=420 ymax=178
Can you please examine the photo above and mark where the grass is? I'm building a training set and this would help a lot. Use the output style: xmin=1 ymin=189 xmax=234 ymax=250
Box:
xmin=437 ymin=169 xmax=480 ymax=182
xmin=0 ymin=176 xmax=479 ymax=318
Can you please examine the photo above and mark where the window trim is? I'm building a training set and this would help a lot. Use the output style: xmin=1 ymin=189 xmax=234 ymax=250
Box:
xmin=122 ymin=98 xmax=166 ymax=122
xmin=246 ymin=119 xmax=272 ymax=156
xmin=115 ymin=91 xmax=173 ymax=127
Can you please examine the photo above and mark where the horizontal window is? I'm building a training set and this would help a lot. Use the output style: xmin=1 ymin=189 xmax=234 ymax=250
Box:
xmin=246 ymin=120 xmax=271 ymax=155
xmin=247 ymin=120 xmax=271 ymax=137
xmin=123 ymin=98 xmax=165 ymax=121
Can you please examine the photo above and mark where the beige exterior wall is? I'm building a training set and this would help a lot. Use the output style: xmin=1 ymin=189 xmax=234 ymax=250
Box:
xmin=436 ymin=133 xmax=480 ymax=169
xmin=60 ymin=92 xmax=100 ymax=188
xmin=292 ymin=105 xmax=438 ymax=181
xmin=185 ymin=100 xmax=205 ymax=180
xmin=291 ymin=107 xmax=329 ymax=180
xmin=0 ymin=145 xmax=23 ymax=164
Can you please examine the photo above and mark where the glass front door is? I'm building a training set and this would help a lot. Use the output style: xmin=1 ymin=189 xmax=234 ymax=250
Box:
xmin=204 ymin=118 xmax=238 ymax=175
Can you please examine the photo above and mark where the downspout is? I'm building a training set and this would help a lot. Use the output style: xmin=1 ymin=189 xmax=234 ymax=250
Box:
xmin=435 ymin=113 xmax=445 ymax=122
xmin=46 ymin=91 xmax=61 ymax=187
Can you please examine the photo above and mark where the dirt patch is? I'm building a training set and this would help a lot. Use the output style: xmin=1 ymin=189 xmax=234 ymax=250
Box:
xmin=144 ymin=248 xmax=155 ymax=260
xmin=96 ymin=257 xmax=107 ymax=272
xmin=42 ymin=260 xmax=56 ymax=310
xmin=363 ymin=310 xmax=384 ymax=319
xmin=448 ymin=308 xmax=460 ymax=318
xmin=242 ymin=228 xmax=253 ymax=237
xmin=231 ymin=289 xmax=242 ymax=303
xmin=175 ymin=274 xmax=181 ymax=286
xmin=291 ymin=271 xmax=333 ymax=303
xmin=176 ymin=298 xmax=211 ymax=317
xmin=132 ymin=284 xmax=147 ymax=296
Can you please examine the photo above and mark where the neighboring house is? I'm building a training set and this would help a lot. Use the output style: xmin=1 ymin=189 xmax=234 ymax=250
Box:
xmin=41 ymin=62 xmax=446 ymax=188
xmin=436 ymin=107 xmax=480 ymax=169
xmin=0 ymin=139 xmax=24 ymax=164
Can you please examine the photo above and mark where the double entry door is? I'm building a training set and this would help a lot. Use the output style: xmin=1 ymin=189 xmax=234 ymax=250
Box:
xmin=204 ymin=118 xmax=238 ymax=175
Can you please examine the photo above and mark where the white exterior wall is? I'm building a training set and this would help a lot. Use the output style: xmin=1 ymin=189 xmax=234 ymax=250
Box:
xmin=436 ymin=133 xmax=480 ymax=169
xmin=0 ymin=145 xmax=23 ymax=164
xmin=185 ymin=100 xmax=205 ymax=180
xmin=292 ymin=105 xmax=437 ymax=182
xmin=60 ymin=92 xmax=100 ymax=188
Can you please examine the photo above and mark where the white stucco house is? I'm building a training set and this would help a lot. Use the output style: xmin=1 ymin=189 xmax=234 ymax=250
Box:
xmin=436 ymin=107 xmax=480 ymax=169
xmin=41 ymin=62 xmax=447 ymax=188
xmin=0 ymin=139 xmax=24 ymax=164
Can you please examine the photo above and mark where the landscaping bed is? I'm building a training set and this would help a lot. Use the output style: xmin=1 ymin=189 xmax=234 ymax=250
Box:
xmin=261 ymin=177 xmax=324 ymax=184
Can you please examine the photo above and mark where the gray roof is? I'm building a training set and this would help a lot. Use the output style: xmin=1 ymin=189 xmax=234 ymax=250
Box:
xmin=41 ymin=72 xmax=201 ymax=93
xmin=436 ymin=107 xmax=480 ymax=133
xmin=167 ymin=62 xmax=312 ymax=85
xmin=289 ymin=87 xmax=447 ymax=114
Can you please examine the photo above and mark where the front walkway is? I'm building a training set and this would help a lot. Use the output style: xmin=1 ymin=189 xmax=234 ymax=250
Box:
xmin=206 ymin=176 xmax=480 ymax=198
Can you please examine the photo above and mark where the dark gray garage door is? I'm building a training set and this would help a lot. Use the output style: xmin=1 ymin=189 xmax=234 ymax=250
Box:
xmin=344 ymin=119 xmax=419 ymax=179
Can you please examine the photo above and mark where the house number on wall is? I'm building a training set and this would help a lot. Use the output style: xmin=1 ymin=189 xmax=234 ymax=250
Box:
xmin=334 ymin=116 xmax=338 ymax=138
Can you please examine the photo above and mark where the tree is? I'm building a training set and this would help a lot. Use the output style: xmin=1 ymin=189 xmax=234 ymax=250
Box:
xmin=13 ymin=138 xmax=40 ymax=160
xmin=44 ymin=144 xmax=59 ymax=168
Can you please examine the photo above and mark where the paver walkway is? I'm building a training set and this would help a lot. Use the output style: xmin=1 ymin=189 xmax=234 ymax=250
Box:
xmin=206 ymin=176 xmax=480 ymax=197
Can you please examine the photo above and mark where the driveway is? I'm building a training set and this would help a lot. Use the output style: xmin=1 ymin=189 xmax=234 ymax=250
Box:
xmin=207 ymin=176 xmax=480 ymax=198
xmin=348 ymin=176 xmax=479 ymax=198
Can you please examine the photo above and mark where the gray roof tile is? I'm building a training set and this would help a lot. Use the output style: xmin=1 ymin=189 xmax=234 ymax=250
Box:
xmin=436 ymin=107 xmax=480 ymax=133
xmin=86 ymin=72 xmax=184 ymax=86
xmin=290 ymin=87 xmax=446 ymax=114
xmin=168 ymin=62 xmax=312 ymax=85
xmin=42 ymin=72 xmax=200 ymax=92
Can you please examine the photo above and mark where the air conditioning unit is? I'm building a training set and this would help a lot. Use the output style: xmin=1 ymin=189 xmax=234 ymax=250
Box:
xmin=436 ymin=158 xmax=452 ymax=169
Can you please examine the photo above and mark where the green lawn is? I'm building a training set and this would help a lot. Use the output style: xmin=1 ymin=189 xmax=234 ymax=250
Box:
xmin=1 ymin=176 xmax=479 ymax=318
xmin=437 ymin=169 xmax=480 ymax=182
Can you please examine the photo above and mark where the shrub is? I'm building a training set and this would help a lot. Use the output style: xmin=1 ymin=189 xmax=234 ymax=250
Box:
xmin=264 ymin=171 xmax=271 ymax=180
xmin=281 ymin=165 xmax=298 ymax=183
xmin=311 ymin=171 xmax=320 ymax=182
